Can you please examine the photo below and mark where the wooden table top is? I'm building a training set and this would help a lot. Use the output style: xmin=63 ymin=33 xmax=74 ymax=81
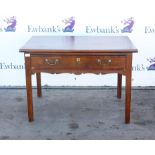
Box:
xmin=20 ymin=36 xmax=138 ymax=53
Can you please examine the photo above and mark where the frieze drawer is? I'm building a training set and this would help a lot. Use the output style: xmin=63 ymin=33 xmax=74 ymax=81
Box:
xmin=31 ymin=55 xmax=126 ymax=71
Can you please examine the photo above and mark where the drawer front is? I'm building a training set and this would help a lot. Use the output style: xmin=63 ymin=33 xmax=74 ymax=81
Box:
xmin=31 ymin=55 xmax=126 ymax=71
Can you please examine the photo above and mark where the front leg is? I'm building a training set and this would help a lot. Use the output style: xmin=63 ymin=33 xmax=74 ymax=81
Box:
xmin=125 ymin=54 xmax=132 ymax=124
xmin=25 ymin=53 xmax=34 ymax=122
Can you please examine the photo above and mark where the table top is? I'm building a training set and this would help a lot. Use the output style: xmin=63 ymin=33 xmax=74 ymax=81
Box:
xmin=20 ymin=36 xmax=138 ymax=53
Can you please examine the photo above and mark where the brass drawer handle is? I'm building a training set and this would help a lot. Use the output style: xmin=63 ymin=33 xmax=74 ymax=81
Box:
xmin=44 ymin=58 xmax=59 ymax=65
xmin=97 ymin=59 xmax=112 ymax=65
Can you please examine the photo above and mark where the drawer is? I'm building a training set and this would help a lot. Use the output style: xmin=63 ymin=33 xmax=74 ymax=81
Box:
xmin=31 ymin=55 xmax=126 ymax=71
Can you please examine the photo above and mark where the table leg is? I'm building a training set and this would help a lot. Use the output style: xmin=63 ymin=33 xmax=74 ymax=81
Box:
xmin=36 ymin=72 xmax=42 ymax=97
xmin=125 ymin=54 xmax=132 ymax=124
xmin=25 ymin=54 xmax=33 ymax=122
xmin=117 ymin=73 xmax=122 ymax=98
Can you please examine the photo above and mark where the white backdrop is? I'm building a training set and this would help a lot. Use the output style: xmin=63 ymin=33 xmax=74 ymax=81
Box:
xmin=0 ymin=0 xmax=155 ymax=86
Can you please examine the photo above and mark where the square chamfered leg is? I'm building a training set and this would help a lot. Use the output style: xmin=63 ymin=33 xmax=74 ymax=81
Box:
xmin=25 ymin=53 xmax=33 ymax=122
xmin=125 ymin=54 xmax=132 ymax=124
xmin=117 ymin=73 xmax=122 ymax=98
xmin=36 ymin=72 xmax=42 ymax=97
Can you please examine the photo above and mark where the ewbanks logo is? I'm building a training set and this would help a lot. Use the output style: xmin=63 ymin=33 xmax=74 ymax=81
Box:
xmin=121 ymin=17 xmax=134 ymax=33
xmin=86 ymin=25 xmax=120 ymax=33
xmin=28 ymin=16 xmax=75 ymax=33
xmin=62 ymin=16 xmax=75 ymax=32
xmin=0 ymin=16 xmax=17 ymax=32
xmin=0 ymin=62 xmax=24 ymax=70
xmin=86 ymin=17 xmax=134 ymax=34
xmin=147 ymin=57 xmax=155 ymax=70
